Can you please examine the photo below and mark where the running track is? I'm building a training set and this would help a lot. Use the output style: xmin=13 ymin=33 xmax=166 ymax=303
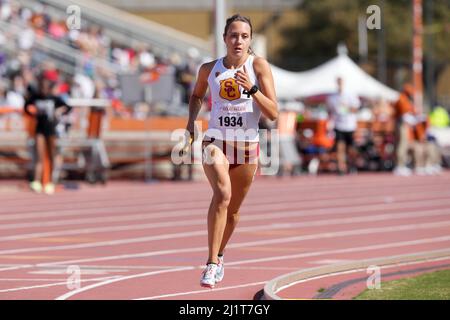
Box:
xmin=0 ymin=171 xmax=449 ymax=300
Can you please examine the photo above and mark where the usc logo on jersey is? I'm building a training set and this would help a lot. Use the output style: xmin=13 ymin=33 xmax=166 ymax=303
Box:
xmin=219 ymin=78 xmax=241 ymax=101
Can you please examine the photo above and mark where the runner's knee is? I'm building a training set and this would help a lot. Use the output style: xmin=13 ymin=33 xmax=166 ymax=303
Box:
xmin=227 ymin=211 xmax=240 ymax=226
xmin=213 ymin=186 xmax=231 ymax=208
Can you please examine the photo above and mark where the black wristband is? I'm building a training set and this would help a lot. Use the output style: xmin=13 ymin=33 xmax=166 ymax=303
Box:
xmin=249 ymin=85 xmax=259 ymax=95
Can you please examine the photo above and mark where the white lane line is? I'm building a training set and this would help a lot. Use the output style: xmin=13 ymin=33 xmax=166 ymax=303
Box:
xmin=55 ymin=267 xmax=195 ymax=300
xmin=0 ymin=265 xmax=34 ymax=272
xmin=60 ymin=235 xmax=450 ymax=300
xmin=2 ymin=193 xmax=449 ymax=241
xmin=1 ymin=182 xmax=448 ymax=221
xmin=1 ymin=192 xmax=448 ymax=241
xmin=1 ymin=184 xmax=447 ymax=226
xmin=2 ymin=235 xmax=449 ymax=297
xmin=1 ymin=177 xmax=441 ymax=210
xmin=274 ymin=256 xmax=450 ymax=295
xmin=1 ymin=173 xmax=447 ymax=203
xmin=0 ymin=199 xmax=209 ymax=221
xmin=37 ymin=220 xmax=450 ymax=267
xmin=226 ymin=236 xmax=450 ymax=267
xmin=134 ymin=281 xmax=268 ymax=300
xmin=0 ymin=275 xmax=121 ymax=293
xmin=0 ymin=278 xmax=107 ymax=282
xmin=0 ymin=208 xmax=448 ymax=256
xmin=46 ymin=264 xmax=183 ymax=270
xmin=221 ymin=266 xmax=301 ymax=271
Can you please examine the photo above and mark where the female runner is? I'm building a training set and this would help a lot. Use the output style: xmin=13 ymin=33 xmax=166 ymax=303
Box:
xmin=185 ymin=14 xmax=278 ymax=288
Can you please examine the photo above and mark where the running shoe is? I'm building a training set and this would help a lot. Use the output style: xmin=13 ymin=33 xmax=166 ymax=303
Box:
xmin=200 ymin=263 xmax=218 ymax=288
xmin=44 ymin=183 xmax=55 ymax=195
xmin=30 ymin=181 xmax=42 ymax=193
xmin=215 ymin=255 xmax=224 ymax=283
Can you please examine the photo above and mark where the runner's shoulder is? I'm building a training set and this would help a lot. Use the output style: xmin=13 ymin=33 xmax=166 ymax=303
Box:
xmin=252 ymin=56 xmax=271 ymax=74
xmin=199 ymin=60 xmax=219 ymax=77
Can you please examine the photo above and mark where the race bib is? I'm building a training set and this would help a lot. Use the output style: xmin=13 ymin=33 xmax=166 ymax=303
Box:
xmin=216 ymin=113 xmax=247 ymax=128
xmin=214 ymin=102 xmax=250 ymax=129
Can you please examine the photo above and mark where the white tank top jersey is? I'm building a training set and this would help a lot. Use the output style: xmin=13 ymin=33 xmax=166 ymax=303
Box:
xmin=205 ymin=54 xmax=261 ymax=142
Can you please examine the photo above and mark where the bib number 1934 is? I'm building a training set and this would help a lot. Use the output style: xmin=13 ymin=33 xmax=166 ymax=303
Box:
xmin=218 ymin=115 xmax=243 ymax=127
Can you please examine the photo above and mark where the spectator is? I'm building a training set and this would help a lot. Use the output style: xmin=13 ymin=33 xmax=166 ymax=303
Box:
xmin=175 ymin=51 xmax=197 ymax=105
xmin=0 ymin=79 xmax=8 ymax=105
xmin=24 ymin=76 xmax=72 ymax=194
xmin=17 ymin=20 xmax=34 ymax=51
xmin=5 ymin=75 xmax=25 ymax=109
xmin=413 ymin=114 xmax=442 ymax=175
xmin=48 ymin=18 xmax=67 ymax=40
xmin=429 ymin=106 xmax=450 ymax=128
xmin=0 ymin=0 xmax=12 ymax=21
xmin=392 ymin=84 xmax=416 ymax=176
xmin=326 ymin=77 xmax=361 ymax=175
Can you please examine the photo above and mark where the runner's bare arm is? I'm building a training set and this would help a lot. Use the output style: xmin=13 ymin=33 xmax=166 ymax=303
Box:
xmin=250 ymin=57 xmax=278 ymax=121
xmin=186 ymin=61 xmax=215 ymax=134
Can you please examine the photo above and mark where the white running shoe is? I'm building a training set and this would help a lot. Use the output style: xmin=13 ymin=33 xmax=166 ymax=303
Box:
xmin=429 ymin=165 xmax=442 ymax=175
xmin=308 ymin=158 xmax=320 ymax=175
xmin=415 ymin=167 xmax=427 ymax=176
xmin=44 ymin=183 xmax=55 ymax=195
xmin=215 ymin=255 xmax=224 ymax=283
xmin=200 ymin=263 xmax=218 ymax=288
xmin=30 ymin=181 xmax=42 ymax=193
xmin=393 ymin=166 xmax=412 ymax=176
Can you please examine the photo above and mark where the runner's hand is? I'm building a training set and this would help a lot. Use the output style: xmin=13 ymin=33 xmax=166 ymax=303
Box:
xmin=235 ymin=65 xmax=253 ymax=91
xmin=180 ymin=131 xmax=194 ymax=157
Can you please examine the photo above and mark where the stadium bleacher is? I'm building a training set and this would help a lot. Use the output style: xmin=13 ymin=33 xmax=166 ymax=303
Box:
xmin=0 ymin=0 xmax=212 ymax=181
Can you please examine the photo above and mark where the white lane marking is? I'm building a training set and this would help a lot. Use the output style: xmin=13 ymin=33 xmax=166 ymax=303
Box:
xmin=222 ymin=266 xmax=300 ymax=271
xmin=134 ymin=281 xmax=267 ymax=300
xmin=38 ymin=220 xmax=450 ymax=267
xmin=0 ymin=278 xmax=110 ymax=282
xmin=0 ymin=265 xmax=33 ymax=272
xmin=1 ymin=187 xmax=447 ymax=229
xmin=1 ymin=195 xmax=449 ymax=241
xmin=0 ymin=208 xmax=448 ymax=255
xmin=0 ymin=275 xmax=121 ymax=293
xmin=28 ymin=269 xmax=128 ymax=275
xmin=226 ymin=237 xmax=450 ymax=267
xmin=68 ymin=236 xmax=450 ymax=300
xmin=44 ymin=264 xmax=183 ymax=270
xmin=55 ymin=267 xmax=195 ymax=300
xmin=3 ymin=235 xmax=450 ymax=297
xmin=0 ymin=200 xmax=208 ymax=221
xmin=138 ymin=246 xmax=450 ymax=300
xmin=1 ymin=177 xmax=442 ymax=212
xmin=275 ymin=256 xmax=450 ymax=295
xmin=309 ymin=259 xmax=354 ymax=265
xmin=1 ymin=183 xmax=448 ymax=222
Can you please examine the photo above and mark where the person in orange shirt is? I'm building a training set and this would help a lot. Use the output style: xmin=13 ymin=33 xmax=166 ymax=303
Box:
xmin=392 ymin=84 xmax=416 ymax=176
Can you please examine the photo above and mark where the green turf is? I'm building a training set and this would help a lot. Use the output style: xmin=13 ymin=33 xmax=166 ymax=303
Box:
xmin=354 ymin=268 xmax=450 ymax=300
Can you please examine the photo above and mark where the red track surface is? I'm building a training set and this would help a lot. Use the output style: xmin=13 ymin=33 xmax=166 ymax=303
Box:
xmin=278 ymin=258 xmax=450 ymax=299
xmin=0 ymin=171 xmax=449 ymax=300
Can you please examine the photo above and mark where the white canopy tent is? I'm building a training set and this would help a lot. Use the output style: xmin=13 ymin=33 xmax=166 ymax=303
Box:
xmin=272 ymin=53 xmax=399 ymax=102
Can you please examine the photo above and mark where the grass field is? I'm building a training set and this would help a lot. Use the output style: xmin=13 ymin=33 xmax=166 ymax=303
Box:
xmin=355 ymin=269 xmax=450 ymax=300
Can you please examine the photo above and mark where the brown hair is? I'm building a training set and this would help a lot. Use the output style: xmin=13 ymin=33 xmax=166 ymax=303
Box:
xmin=223 ymin=14 xmax=254 ymax=54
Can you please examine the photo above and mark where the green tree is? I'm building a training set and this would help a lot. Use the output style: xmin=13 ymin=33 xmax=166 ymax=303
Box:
xmin=277 ymin=0 xmax=450 ymax=73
